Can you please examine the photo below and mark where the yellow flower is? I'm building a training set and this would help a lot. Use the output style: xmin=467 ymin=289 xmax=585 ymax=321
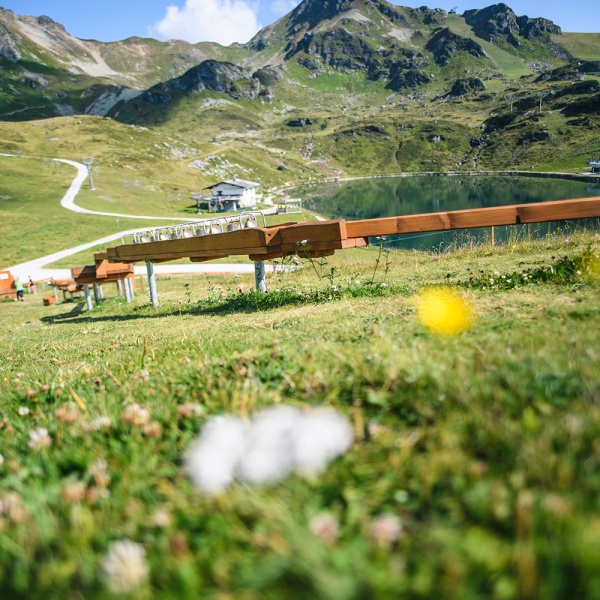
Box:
xmin=417 ymin=287 xmax=473 ymax=335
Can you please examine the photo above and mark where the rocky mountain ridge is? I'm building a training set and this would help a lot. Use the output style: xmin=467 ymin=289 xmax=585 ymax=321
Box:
xmin=0 ymin=1 xmax=571 ymax=119
xmin=0 ymin=1 xmax=598 ymax=182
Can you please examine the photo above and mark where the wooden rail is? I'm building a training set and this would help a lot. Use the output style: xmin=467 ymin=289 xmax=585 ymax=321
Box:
xmin=105 ymin=197 xmax=600 ymax=265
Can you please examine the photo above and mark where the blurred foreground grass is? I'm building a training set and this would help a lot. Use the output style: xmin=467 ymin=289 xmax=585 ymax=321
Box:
xmin=0 ymin=230 xmax=599 ymax=599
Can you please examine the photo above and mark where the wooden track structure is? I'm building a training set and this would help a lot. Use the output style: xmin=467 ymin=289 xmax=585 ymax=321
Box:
xmin=106 ymin=197 xmax=600 ymax=266
xmin=72 ymin=253 xmax=134 ymax=285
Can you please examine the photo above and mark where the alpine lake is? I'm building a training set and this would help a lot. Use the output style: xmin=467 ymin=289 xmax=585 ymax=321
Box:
xmin=297 ymin=175 xmax=600 ymax=251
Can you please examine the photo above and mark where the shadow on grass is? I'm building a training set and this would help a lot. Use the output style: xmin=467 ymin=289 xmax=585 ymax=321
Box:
xmin=39 ymin=285 xmax=404 ymax=326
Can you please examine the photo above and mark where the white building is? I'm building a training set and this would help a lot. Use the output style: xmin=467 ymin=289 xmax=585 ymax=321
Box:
xmin=200 ymin=178 xmax=260 ymax=212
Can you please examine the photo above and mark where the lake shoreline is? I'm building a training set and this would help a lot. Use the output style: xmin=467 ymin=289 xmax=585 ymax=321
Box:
xmin=291 ymin=170 xmax=600 ymax=190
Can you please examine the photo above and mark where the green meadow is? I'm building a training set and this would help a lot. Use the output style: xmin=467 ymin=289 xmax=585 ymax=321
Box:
xmin=1 ymin=223 xmax=599 ymax=598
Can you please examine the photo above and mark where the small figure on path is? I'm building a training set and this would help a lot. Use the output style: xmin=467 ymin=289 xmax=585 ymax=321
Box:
xmin=28 ymin=276 xmax=37 ymax=295
xmin=14 ymin=277 xmax=24 ymax=301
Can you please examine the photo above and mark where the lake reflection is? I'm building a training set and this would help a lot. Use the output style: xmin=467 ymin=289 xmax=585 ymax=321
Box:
xmin=299 ymin=176 xmax=600 ymax=250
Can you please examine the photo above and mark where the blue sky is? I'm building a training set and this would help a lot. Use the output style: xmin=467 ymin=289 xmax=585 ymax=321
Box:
xmin=0 ymin=1 xmax=596 ymax=45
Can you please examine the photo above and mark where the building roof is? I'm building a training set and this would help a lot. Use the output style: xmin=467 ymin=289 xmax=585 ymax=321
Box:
xmin=204 ymin=178 xmax=259 ymax=190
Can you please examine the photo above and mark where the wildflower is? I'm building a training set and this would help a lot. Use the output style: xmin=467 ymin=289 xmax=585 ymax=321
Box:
xmin=62 ymin=481 xmax=87 ymax=504
xmin=88 ymin=458 xmax=111 ymax=488
xmin=17 ymin=406 xmax=30 ymax=416
xmin=380 ymin=282 xmax=388 ymax=288
xmin=176 ymin=403 xmax=203 ymax=419
xmin=416 ymin=287 xmax=473 ymax=335
xmin=369 ymin=514 xmax=403 ymax=549
xmin=122 ymin=404 xmax=150 ymax=427
xmin=186 ymin=406 xmax=354 ymax=494
xmin=55 ymin=402 xmax=79 ymax=424
xmin=0 ymin=492 xmax=29 ymax=523
xmin=355 ymin=279 xmax=361 ymax=285
xmin=101 ymin=540 xmax=149 ymax=595
xmin=142 ymin=422 xmax=162 ymax=438
xmin=309 ymin=512 xmax=340 ymax=544
xmin=28 ymin=427 xmax=51 ymax=451
xmin=292 ymin=408 xmax=354 ymax=477
xmin=186 ymin=415 xmax=248 ymax=495
xmin=39 ymin=384 xmax=50 ymax=393
xmin=0 ymin=454 xmax=4 ymax=468
xmin=81 ymin=416 xmax=112 ymax=432
xmin=150 ymin=508 xmax=172 ymax=528
xmin=238 ymin=405 xmax=299 ymax=484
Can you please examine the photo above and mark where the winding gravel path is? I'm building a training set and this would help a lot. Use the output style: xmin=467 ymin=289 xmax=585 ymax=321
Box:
xmin=5 ymin=157 xmax=274 ymax=282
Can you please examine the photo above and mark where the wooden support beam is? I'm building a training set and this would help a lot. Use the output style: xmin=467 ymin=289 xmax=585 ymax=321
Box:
xmin=104 ymin=196 xmax=600 ymax=266
xmin=345 ymin=197 xmax=600 ymax=239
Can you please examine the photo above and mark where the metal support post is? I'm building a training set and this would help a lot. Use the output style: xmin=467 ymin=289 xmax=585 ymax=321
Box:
xmin=84 ymin=284 xmax=93 ymax=311
xmin=99 ymin=284 xmax=104 ymax=300
xmin=254 ymin=260 xmax=267 ymax=293
xmin=53 ymin=287 xmax=59 ymax=304
xmin=92 ymin=283 xmax=100 ymax=304
xmin=117 ymin=279 xmax=123 ymax=296
xmin=124 ymin=278 xmax=132 ymax=303
xmin=146 ymin=260 xmax=158 ymax=308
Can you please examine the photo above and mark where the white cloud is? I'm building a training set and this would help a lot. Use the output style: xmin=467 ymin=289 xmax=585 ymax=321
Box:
xmin=150 ymin=0 xmax=262 ymax=45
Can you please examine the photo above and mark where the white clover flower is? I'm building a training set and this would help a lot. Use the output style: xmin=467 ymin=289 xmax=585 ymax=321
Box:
xmin=122 ymin=403 xmax=150 ymax=427
xmin=18 ymin=406 xmax=30 ymax=416
xmin=101 ymin=540 xmax=149 ymax=594
xmin=292 ymin=409 xmax=354 ymax=476
xmin=82 ymin=416 xmax=112 ymax=432
xmin=28 ymin=427 xmax=51 ymax=451
xmin=186 ymin=406 xmax=354 ymax=494
xmin=150 ymin=508 xmax=172 ymax=528
xmin=185 ymin=415 xmax=248 ymax=495
xmin=176 ymin=403 xmax=204 ymax=419
xmin=238 ymin=405 xmax=299 ymax=484
xmin=369 ymin=514 xmax=403 ymax=548
xmin=88 ymin=458 xmax=111 ymax=488
xmin=309 ymin=512 xmax=340 ymax=544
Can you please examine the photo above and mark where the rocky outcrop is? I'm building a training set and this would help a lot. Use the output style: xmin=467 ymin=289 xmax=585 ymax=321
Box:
xmin=425 ymin=28 xmax=486 ymax=66
xmin=0 ymin=19 xmax=20 ymax=61
xmin=449 ymin=77 xmax=486 ymax=97
xmin=537 ymin=61 xmax=600 ymax=82
xmin=252 ymin=66 xmax=282 ymax=87
xmin=142 ymin=60 xmax=263 ymax=104
xmin=463 ymin=3 xmax=561 ymax=45
xmin=170 ymin=60 xmax=246 ymax=94
xmin=290 ymin=28 xmax=377 ymax=71
xmin=386 ymin=68 xmax=429 ymax=91
xmin=286 ymin=118 xmax=313 ymax=127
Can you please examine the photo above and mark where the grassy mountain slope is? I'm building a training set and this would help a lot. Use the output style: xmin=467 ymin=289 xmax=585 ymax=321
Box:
xmin=1 ymin=2 xmax=600 ymax=199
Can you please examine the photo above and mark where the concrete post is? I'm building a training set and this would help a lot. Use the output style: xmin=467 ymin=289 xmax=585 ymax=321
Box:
xmin=254 ymin=260 xmax=267 ymax=293
xmin=146 ymin=260 xmax=158 ymax=308
xmin=92 ymin=283 xmax=100 ymax=304
xmin=84 ymin=284 xmax=93 ymax=311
